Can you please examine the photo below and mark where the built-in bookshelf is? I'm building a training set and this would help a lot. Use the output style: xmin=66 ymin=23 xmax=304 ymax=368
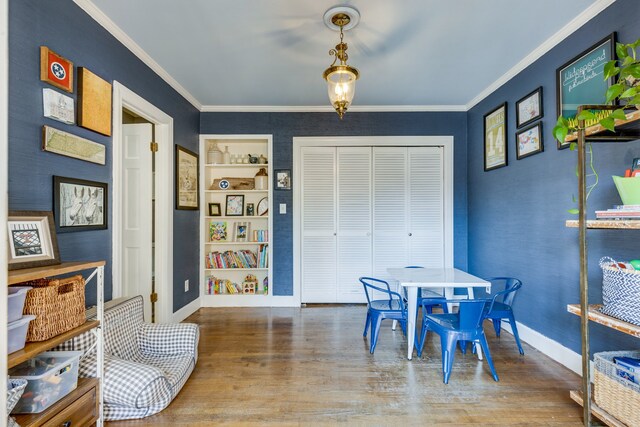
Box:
xmin=199 ymin=135 xmax=274 ymax=307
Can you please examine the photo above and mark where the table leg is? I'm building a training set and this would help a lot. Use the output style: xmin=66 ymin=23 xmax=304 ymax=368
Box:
xmin=467 ymin=287 xmax=483 ymax=361
xmin=406 ymin=287 xmax=418 ymax=360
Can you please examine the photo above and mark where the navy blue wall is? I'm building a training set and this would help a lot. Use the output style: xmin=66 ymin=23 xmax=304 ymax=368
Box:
xmin=8 ymin=0 xmax=200 ymax=311
xmin=201 ymin=112 xmax=468 ymax=295
xmin=467 ymin=0 xmax=639 ymax=355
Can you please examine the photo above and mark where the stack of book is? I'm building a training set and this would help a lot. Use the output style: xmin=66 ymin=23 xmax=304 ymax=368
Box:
xmin=596 ymin=205 xmax=640 ymax=220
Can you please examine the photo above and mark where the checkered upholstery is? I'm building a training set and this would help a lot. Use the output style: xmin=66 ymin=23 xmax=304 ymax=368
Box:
xmin=57 ymin=295 xmax=199 ymax=420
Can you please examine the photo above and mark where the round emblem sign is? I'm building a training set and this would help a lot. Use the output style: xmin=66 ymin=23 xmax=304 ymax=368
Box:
xmin=50 ymin=62 xmax=66 ymax=80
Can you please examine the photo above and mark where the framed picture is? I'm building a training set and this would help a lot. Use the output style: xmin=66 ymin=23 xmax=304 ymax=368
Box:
xmin=484 ymin=103 xmax=508 ymax=171
xmin=40 ymin=46 xmax=73 ymax=93
xmin=54 ymin=176 xmax=107 ymax=232
xmin=516 ymin=87 xmax=543 ymax=128
xmin=42 ymin=125 xmax=106 ymax=165
xmin=43 ymin=88 xmax=75 ymax=124
xmin=208 ymin=202 xmax=221 ymax=217
xmin=233 ymin=221 xmax=251 ymax=242
xmin=516 ymin=122 xmax=544 ymax=160
xmin=7 ymin=211 xmax=61 ymax=270
xmin=556 ymin=33 xmax=616 ymax=148
xmin=77 ymin=67 xmax=112 ymax=136
xmin=275 ymin=169 xmax=291 ymax=190
xmin=209 ymin=221 xmax=228 ymax=241
xmin=175 ymin=145 xmax=199 ymax=210
xmin=225 ymin=194 xmax=244 ymax=216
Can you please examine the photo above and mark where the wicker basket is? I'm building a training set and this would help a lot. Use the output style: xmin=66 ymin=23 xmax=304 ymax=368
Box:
xmin=599 ymin=257 xmax=640 ymax=326
xmin=594 ymin=350 xmax=640 ymax=427
xmin=22 ymin=274 xmax=86 ymax=341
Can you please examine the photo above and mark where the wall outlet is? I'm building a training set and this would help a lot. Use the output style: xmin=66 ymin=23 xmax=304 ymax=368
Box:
xmin=184 ymin=279 xmax=189 ymax=292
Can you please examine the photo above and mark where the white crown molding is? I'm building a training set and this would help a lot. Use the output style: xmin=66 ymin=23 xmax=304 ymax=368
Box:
xmin=465 ymin=0 xmax=616 ymax=111
xmin=200 ymin=104 xmax=467 ymax=113
xmin=73 ymin=0 xmax=202 ymax=110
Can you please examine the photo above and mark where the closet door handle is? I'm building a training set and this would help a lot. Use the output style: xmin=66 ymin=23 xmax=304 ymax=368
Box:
xmin=408 ymin=233 xmax=412 ymax=237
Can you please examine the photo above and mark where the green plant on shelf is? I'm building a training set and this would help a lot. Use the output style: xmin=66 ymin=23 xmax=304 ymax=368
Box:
xmin=552 ymin=37 xmax=640 ymax=214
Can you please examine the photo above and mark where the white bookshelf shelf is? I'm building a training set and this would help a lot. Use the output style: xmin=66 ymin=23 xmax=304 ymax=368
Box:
xmin=205 ymin=215 xmax=269 ymax=219
xmin=205 ymin=189 xmax=268 ymax=193
xmin=204 ymin=163 xmax=267 ymax=168
xmin=205 ymin=241 xmax=269 ymax=245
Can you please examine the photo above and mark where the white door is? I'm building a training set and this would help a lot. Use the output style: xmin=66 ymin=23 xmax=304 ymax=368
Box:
xmin=336 ymin=147 xmax=371 ymax=303
xmin=372 ymin=147 xmax=409 ymax=282
xmin=407 ymin=147 xmax=444 ymax=268
xmin=121 ymin=123 xmax=153 ymax=321
xmin=301 ymin=146 xmax=337 ymax=303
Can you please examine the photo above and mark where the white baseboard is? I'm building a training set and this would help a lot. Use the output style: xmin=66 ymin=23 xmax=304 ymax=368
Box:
xmin=172 ymin=297 xmax=201 ymax=323
xmin=200 ymin=295 xmax=299 ymax=308
xmin=498 ymin=320 xmax=584 ymax=376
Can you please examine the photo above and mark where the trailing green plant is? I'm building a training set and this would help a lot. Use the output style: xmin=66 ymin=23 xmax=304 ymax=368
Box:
xmin=552 ymin=38 xmax=640 ymax=213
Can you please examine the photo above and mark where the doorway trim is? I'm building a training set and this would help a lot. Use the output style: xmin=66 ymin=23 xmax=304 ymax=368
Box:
xmin=112 ymin=81 xmax=174 ymax=323
xmin=293 ymin=136 xmax=454 ymax=305
xmin=1 ymin=0 xmax=9 ymax=416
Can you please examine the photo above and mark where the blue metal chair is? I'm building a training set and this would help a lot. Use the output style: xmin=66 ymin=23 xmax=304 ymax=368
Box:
xmin=405 ymin=266 xmax=449 ymax=315
xmin=417 ymin=299 xmax=499 ymax=384
xmin=483 ymin=277 xmax=524 ymax=355
xmin=360 ymin=277 xmax=407 ymax=354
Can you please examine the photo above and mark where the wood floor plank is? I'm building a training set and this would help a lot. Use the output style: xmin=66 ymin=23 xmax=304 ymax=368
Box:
xmin=106 ymin=306 xmax=597 ymax=426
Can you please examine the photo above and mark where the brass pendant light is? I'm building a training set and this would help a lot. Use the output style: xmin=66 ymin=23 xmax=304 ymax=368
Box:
xmin=323 ymin=7 xmax=360 ymax=120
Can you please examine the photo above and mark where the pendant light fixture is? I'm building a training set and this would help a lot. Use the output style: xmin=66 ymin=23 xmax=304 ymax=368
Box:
xmin=322 ymin=6 xmax=360 ymax=120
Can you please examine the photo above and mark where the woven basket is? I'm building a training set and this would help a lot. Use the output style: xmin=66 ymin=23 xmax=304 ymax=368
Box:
xmin=22 ymin=274 xmax=86 ymax=341
xmin=599 ymin=257 xmax=640 ymax=326
xmin=594 ymin=350 xmax=640 ymax=427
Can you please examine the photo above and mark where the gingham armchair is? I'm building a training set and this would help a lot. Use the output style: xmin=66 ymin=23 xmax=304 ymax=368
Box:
xmin=59 ymin=295 xmax=199 ymax=420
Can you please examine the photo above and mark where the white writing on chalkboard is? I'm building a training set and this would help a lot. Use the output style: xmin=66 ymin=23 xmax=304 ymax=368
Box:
xmin=562 ymin=48 xmax=607 ymax=93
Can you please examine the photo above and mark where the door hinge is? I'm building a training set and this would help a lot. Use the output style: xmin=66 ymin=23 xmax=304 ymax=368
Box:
xmin=150 ymin=141 xmax=159 ymax=152
xmin=150 ymin=292 xmax=158 ymax=303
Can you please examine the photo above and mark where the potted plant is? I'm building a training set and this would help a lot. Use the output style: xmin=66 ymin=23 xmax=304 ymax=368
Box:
xmin=553 ymin=37 xmax=640 ymax=213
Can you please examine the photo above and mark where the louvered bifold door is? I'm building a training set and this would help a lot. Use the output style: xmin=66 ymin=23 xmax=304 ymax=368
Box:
xmin=407 ymin=147 xmax=445 ymax=268
xmin=372 ymin=147 xmax=409 ymax=283
xmin=301 ymin=147 xmax=337 ymax=303
xmin=336 ymin=147 xmax=371 ymax=303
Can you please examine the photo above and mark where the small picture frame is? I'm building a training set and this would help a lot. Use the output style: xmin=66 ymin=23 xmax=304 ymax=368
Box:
xmin=275 ymin=169 xmax=291 ymax=190
xmin=208 ymin=202 xmax=221 ymax=217
xmin=233 ymin=221 xmax=251 ymax=242
xmin=175 ymin=145 xmax=199 ymax=210
xmin=7 ymin=211 xmax=61 ymax=270
xmin=54 ymin=176 xmax=108 ymax=232
xmin=516 ymin=122 xmax=544 ymax=160
xmin=40 ymin=46 xmax=73 ymax=93
xmin=484 ymin=103 xmax=507 ymax=171
xmin=225 ymin=194 xmax=244 ymax=216
xmin=246 ymin=203 xmax=255 ymax=216
xmin=516 ymin=87 xmax=543 ymax=128
xmin=209 ymin=221 xmax=228 ymax=242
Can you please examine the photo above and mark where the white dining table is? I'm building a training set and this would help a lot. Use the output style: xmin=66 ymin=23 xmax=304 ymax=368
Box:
xmin=386 ymin=267 xmax=491 ymax=360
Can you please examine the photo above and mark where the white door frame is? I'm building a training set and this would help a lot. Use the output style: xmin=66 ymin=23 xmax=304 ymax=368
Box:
xmin=293 ymin=136 xmax=454 ymax=306
xmin=112 ymin=82 xmax=174 ymax=323
xmin=1 ymin=0 xmax=9 ymax=417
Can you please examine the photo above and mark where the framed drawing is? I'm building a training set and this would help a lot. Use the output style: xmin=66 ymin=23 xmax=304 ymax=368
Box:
xmin=516 ymin=87 xmax=543 ymax=128
xmin=43 ymin=88 xmax=75 ymax=124
xmin=54 ymin=176 xmax=107 ymax=232
xmin=208 ymin=202 xmax=221 ymax=217
xmin=175 ymin=145 xmax=199 ymax=210
xmin=209 ymin=221 xmax=228 ymax=242
xmin=556 ymin=33 xmax=616 ymax=148
xmin=484 ymin=103 xmax=508 ymax=171
xmin=225 ymin=195 xmax=244 ymax=216
xmin=42 ymin=125 xmax=106 ymax=165
xmin=275 ymin=169 xmax=291 ymax=190
xmin=78 ymin=67 xmax=112 ymax=136
xmin=516 ymin=122 xmax=544 ymax=160
xmin=40 ymin=46 xmax=73 ymax=93
xmin=7 ymin=211 xmax=61 ymax=270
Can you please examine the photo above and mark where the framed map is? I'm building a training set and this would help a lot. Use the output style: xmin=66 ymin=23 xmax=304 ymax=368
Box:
xmin=42 ymin=125 xmax=106 ymax=165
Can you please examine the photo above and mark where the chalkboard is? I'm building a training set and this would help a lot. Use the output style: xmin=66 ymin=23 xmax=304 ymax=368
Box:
xmin=556 ymin=33 xmax=615 ymax=121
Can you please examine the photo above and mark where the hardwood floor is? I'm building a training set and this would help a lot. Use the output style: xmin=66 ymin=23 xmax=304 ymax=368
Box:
xmin=107 ymin=305 xmax=592 ymax=426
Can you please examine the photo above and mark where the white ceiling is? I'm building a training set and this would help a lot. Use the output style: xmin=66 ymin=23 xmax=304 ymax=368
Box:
xmin=80 ymin=0 xmax=609 ymax=111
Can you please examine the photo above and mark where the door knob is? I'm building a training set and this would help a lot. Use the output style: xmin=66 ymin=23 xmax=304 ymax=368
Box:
xmin=408 ymin=233 xmax=412 ymax=236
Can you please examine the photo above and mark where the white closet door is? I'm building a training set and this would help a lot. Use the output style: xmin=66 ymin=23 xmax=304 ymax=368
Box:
xmin=408 ymin=147 xmax=444 ymax=268
xmin=372 ymin=147 xmax=409 ymax=282
xmin=301 ymin=147 xmax=337 ymax=303
xmin=336 ymin=147 xmax=371 ymax=303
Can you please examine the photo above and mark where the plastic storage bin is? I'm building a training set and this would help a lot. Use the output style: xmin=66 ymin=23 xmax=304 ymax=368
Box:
xmin=7 ymin=315 xmax=36 ymax=354
xmin=8 ymin=286 xmax=31 ymax=323
xmin=8 ymin=351 xmax=82 ymax=414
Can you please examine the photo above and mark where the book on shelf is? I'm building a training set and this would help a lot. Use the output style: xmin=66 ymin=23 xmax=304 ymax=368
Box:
xmin=252 ymin=229 xmax=268 ymax=242
xmin=205 ymin=274 xmax=267 ymax=295
xmin=596 ymin=205 xmax=640 ymax=219
xmin=205 ymin=249 xmax=260 ymax=269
